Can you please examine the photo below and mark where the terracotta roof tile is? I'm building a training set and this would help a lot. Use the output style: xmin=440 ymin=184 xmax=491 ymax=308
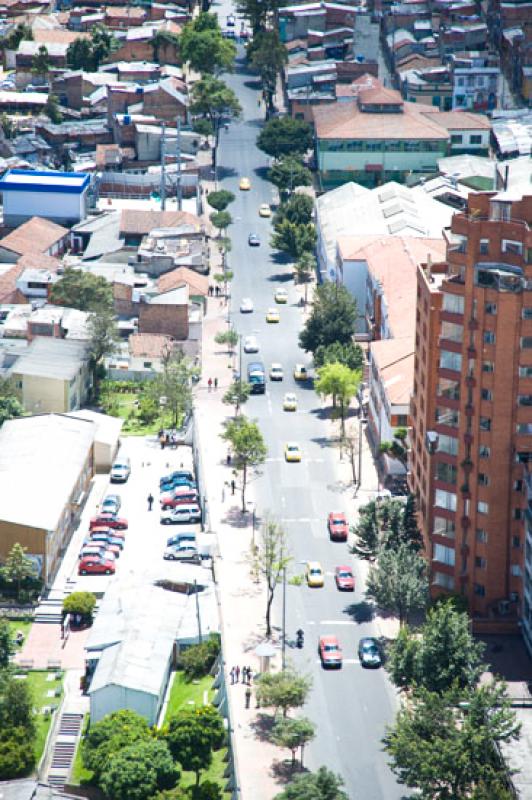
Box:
xmin=0 ymin=262 xmax=24 ymax=303
xmin=157 ymin=266 xmax=208 ymax=295
xmin=34 ymin=28 xmax=88 ymax=44
xmin=370 ymin=338 xmax=415 ymax=405
xmin=0 ymin=217 xmax=69 ymax=257
xmin=313 ymin=98 xmax=449 ymax=140
xmin=120 ymin=209 xmax=202 ymax=236
xmin=16 ymin=253 xmax=62 ymax=271
xmin=129 ymin=333 xmax=175 ymax=358
xmin=421 ymin=110 xmax=491 ymax=130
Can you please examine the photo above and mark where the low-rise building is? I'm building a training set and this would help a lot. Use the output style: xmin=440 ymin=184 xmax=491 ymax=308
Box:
xmin=0 ymin=170 xmax=90 ymax=226
xmin=0 ymin=217 xmax=70 ymax=262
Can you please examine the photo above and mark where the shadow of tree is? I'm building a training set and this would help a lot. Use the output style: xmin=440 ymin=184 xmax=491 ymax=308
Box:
xmin=343 ymin=601 xmax=375 ymax=623
xmin=216 ymin=166 xmax=238 ymax=180
xmin=267 ymin=272 xmax=293 ymax=283
xmin=271 ymin=759 xmax=309 ymax=784
xmin=222 ymin=506 xmax=250 ymax=528
xmin=249 ymin=712 xmax=276 ymax=742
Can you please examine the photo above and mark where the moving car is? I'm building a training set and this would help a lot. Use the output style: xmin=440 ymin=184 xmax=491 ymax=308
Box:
xmin=101 ymin=494 xmax=121 ymax=514
xmin=358 ymin=637 xmax=382 ymax=668
xmin=163 ymin=544 xmax=200 ymax=562
xmin=328 ymin=512 xmax=349 ymax=542
xmin=248 ymin=233 xmax=260 ymax=246
xmin=78 ymin=556 xmax=115 ymax=576
xmin=160 ymin=504 xmax=202 ymax=524
xmin=266 ymin=308 xmax=280 ymax=323
xmin=335 ymin=566 xmax=355 ymax=591
xmin=269 ymin=363 xmax=284 ymax=381
xmin=259 ymin=203 xmax=271 ymax=217
xmin=160 ymin=488 xmax=199 ymax=510
xmin=274 ymin=288 xmax=288 ymax=303
xmin=160 ymin=470 xmax=194 ymax=488
xmin=319 ymin=635 xmax=343 ymax=668
xmin=285 ymin=442 xmax=302 ymax=462
xmin=283 ymin=393 xmax=297 ymax=411
xmin=239 ymin=177 xmax=251 ymax=190
xmin=293 ymin=364 xmax=309 ymax=381
xmin=306 ymin=561 xmax=324 ymax=587
xmin=240 ymin=297 xmax=254 ymax=313
xmin=243 ymin=335 xmax=259 ymax=353
xmin=89 ymin=514 xmax=128 ymax=530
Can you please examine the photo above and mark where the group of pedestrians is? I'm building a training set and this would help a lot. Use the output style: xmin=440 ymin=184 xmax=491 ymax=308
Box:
xmin=158 ymin=429 xmax=179 ymax=449
xmin=208 ymin=285 xmax=223 ymax=297
xmin=229 ymin=665 xmax=253 ymax=685
xmin=207 ymin=378 xmax=218 ymax=391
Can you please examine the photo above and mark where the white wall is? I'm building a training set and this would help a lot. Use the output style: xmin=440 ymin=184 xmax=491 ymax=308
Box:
xmin=3 ymin=189 xmax=87 ymax=224
xmin=91 ymin=684 xmax=158 ymax=725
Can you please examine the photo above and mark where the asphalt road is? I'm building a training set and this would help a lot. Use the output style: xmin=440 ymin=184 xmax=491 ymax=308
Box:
xmin=213 ymin=39 xmax=404 ymax=799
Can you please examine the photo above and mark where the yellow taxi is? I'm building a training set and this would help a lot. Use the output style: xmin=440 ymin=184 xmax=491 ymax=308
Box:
xmin=283 ymin=392 xmax=297 ymax=411
xmin=239 ymin=177 xmax=251 ymax=191
xmin=259 ymin=203 xmax=271 ymax=217
xmin=284 ymin=442 xmax=302 ymax=462
xmin=274 ymin=288 xmax=288 ymax=304
xmin=306 ymin=561 xmax=324 ymax=588
xmin=266 ymin=308 xmax=280 ymax=323
xmin=294 ymin=364 xmax=309 ymax=381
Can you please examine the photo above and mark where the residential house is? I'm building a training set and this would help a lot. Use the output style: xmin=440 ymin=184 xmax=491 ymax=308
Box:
xmin=136 ymin=226 xmax=208 ymax=276
xmin=127 ymin=332 xmax=177 ymax=375
xmin=107 ymin=23 xmax=181 ymax=65
xmin=400 ymin=65 xmax=453 ymax=109
xmin=0 ymin=217 xmax=70 ymax=263
xmin=157 ymin=266 xmax=208 ymax=306
xmin=119 ymin=209 xmax=206 ymax=247
xmin=141 ymin=77 xmax=188 ymax=124
xmin=449 ymin=52 xmax=500 ymax=111
xmin=138 ymin=285 xmax=189 ymax=340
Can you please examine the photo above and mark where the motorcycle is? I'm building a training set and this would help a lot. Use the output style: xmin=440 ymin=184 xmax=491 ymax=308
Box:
xmin=296 ymin=628 xmax=304 ymax=649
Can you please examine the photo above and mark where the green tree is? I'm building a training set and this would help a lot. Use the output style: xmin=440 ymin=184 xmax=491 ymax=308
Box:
xmin=249 ymin=31 xmax=288 ymax=113
xmin=258 ymin=117 xmax=312 ymax=159
xmin=1 ymin=544 xmax=35 ymax=601
xmin=87 ymin=307 xmax=120 ymax=398
xmin=388 ymin=603 xmax=485 ymax=693
xmin=178 ymin=635 xmax=220 ymax=680
xmin=350 ymin=496 xmax=421 ymax=560
xmin=0 ymin=377 xmax=23 ymax=426
xmin=271 ymin=220 xmax=316 ymax=259
xmin=82 ymin=710 xmax=152 ymax=781
xmin=50 ymin=268 xmax=113 ymax=312
xmin=0 ymin=114 xmax=14 ymax=140
xmin=145 ymin=347 xmax=197 ymax=429
xmin=274 ymin=194 xmax=313 ymax=227
xmin=366 ymin=543 xmax=428 ymax=626
xmin=383 ymin=682 xmax=520 ymax=799
xmin=256 ymin=669 xmax=311 ymax=718
xmin=31 ymin=45 xmax=50 ymax=78
xmin=401 ymin=493 xmax=423 ymax=551
xmin=44 ymin=93 xmax=62 ymax=124
xmin=214 ymin=328 xmax=238 ymax=354
xmin=315 ymin=362 xmax=361 ymax=437
xmin=299 ymin=282 xmax=357 ymax=354
xmin=207 ymin=189 xmax=235 ymax=212
xmin=221 ymin=416 xmax=267 ymax=512
xmin=209 ymin=210 xmax=232 ymax=235
xmin=62 ymin=591 xmax=96 ymax=625
xmin=164 ymin=706 xmax=225 ymax=787
xmin=2 ymin=23 xmax=32 ymax=52
xmin=270 ymin=716 xmax=315 ymax=766
xmin=66 ymin=38 xmax=93 ymax=70
xmin=0 ymin=727 xmax=35 ymax=779
xmin=250 ymin=519 xmax=291 ymax=638
xmin=150 ymin=30 xmax=180 ymax=64
xmin=92 ymin=24 xmax=116 ymax=67
xmin=236 ymin=0 xmax=281 ymax=34
xmin=190 ymin=76 xmax=242 ymax=168
xmin=0 ymin=678 xmax=35 ymax=734
xmin=293 ymin=251 xmax=314 ymax=305
xmin=66 ymin=26 xmax=115 ymax=71
xmin=274 ymin=766 xmax=348 ymax=800
xmin=0 ymin=619 xmax=13 ymax=670
xmin=269 ymin=156 xmax=312 ymax=196
xmin=222 ymin=380 xmax=251 ymax=417
xmin=313 ymin=341 xmax=363 ymax=372
xmin=180 ymin=13 xmax=235 ymax=75
xmin=379 ymin=426 xmax=408 ymax=465
xmin=100 ymin=739 xmax=179 ymax=800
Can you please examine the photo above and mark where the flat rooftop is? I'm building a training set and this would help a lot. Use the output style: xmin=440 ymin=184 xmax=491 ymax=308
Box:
xmin=0 ymin=169 xmax=90 ymax=193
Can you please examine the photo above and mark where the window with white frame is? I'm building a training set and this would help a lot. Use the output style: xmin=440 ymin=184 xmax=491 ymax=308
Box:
xmin=433 ymin=543 xmax=456 ymax=566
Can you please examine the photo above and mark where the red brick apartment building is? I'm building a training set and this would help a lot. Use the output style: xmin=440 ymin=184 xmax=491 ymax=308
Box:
xmin=409 ymin=191 xmax=532 ymax=650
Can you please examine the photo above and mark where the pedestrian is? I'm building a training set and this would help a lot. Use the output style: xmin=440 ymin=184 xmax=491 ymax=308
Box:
xmin=160 ymin=433 xmax=165 ymax=450
xmin=171 ymin=431 xmax=178 ymax=448
xmin=147 ymin=493 xmax=154 ymax=511
xmin=235 ymin=665 xmax=240 ymax=683
xmin=245 ymin=686 xmax=251 ymax=709
xmin=231 ymin=479 xmax=235 ymax=496
xmin=247 ymin=666 xmax=253 ymax=685
xmin=244 ymin=666 xmax=250 ymax=685
xmin=226 ymin=452 xmax=232 ymax=466
xmin=165 ymin=433 xmax=170 ymax=447
xmin=222 ymin=485 xmax=225 ymax=503
xmin=214 ymin=377 xmax=218 ymax=390
xmin=230 ymin=667 xmax=235 ymax=685
xmin=208 ymin=378 xmax=212 ymax=391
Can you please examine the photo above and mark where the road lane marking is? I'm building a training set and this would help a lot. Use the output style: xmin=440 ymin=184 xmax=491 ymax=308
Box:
xmin=314 ymin=659 xmax=361 ymax=665
xmin=319 ymin=620 xmax=359 ymax=625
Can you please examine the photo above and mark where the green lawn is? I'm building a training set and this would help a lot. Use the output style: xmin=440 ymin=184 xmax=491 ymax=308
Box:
xmin=100 ymin=390 xmax=182 ymax=437
xmin=70 ymin=716 xmax=93 ymax=785
xmin=24 ymin=670 xmax=64 ymax=762
xmin=164 ymin=673 xmax=215 ymax=722
xmin=8 ymin=618 xmax=33 ymax=645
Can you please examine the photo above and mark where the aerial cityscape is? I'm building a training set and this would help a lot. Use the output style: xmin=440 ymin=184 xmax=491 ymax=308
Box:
xmin=0 ymin=0 xmax=530 ymax=797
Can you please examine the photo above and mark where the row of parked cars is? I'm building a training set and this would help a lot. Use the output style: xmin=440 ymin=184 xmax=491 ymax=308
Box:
xmin=159 ymin=469 xmax=206 ymax=563
xmin=78 ymin=494 xmax=128 ymax=576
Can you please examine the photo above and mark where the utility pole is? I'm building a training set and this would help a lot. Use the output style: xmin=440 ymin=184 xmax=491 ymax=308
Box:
xmin=176 ymin=115 xmax=182 ymax=210
xmin=281 ymin=563 xmax=287 ymax=670
xmin=194 ymin=579 xmax=203 ymax=643
xmin=160 ymin=121 xmax=166 ymax=211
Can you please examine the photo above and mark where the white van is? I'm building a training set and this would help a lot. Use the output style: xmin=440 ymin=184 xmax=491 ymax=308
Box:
xmin=110 ymin=455 xmax=131 ymax=484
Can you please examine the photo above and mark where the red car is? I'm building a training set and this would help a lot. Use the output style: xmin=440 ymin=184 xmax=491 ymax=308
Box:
xmin=335 ymin=565 xmax=355 ymax=591
xmin=328 ymin=512 xmax=349 ymax=541
xmin=89 ymin=514 xmax=128 ymax=530
xmin=318 ymin=635 xmax=343 ymax=668
xmin=160 ymin=489 xmax=199 ymax=511
xmin=89 ymin=525 xmax=125 ymax=540
xmin=78 ymin=556 xmax=115 ymax=575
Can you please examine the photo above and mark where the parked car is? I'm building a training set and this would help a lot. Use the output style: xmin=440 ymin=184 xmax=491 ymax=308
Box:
xmin=160 ymin=488 xmax=199 ymax=510
xmin=358 ymin=637 xmax=382 ymax=668
xmin=89 ymin=533 xmax=124 ymax=550
xmin=248 ymin=233 xmax=260 ymax=247
xmin=167 ymin=532 xmax=197 ymax=547
xmin=160 ymin=477 xmax=197 ymax=493
xmin=240 ymin=297 xmax=254 ymax=313
xmin=101 ymin=494 xmax=121 ymax=514
xmin=110 ymin=456 xmax=131 ymax=483
xmin=78 ymin=556 xmax=115 ymax=575
xmin=160 ymin=470 xmax=194 ymax=488
xmin=163 ymin=545 xmax=200 ymax=562
xmin=319 ymin=635 xmax=343 ymax=668
xmin=89 ymin=525 xmax=125 ymax=540
xmin=335 ymin=566 xmax=355 ymax=591
xmin=79 ymin=544 xmax=116 ymax=561
xmin=160 ymin=504 xmax=202 ymax=524
xmin=328 ymin=512 xmax=349 ymax=541
xmin=89 ymin=514 xmax=128 ymax=530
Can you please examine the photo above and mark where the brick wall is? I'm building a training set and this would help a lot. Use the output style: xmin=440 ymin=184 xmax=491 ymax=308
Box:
xmin=138 ymin=302 xmax=189 ymax=339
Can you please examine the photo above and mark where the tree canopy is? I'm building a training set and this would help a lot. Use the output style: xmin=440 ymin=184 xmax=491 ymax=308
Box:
xmin=315 ymin=362 xmax=361 ymax=437
xmin=221 ymin=416 xmax=267 ymax=511
xmin=366 ymin=542 xmax=428 ymax=626
xmin=207 ymin=189 xmax=235 ymax=212
xmin=274 ymin=766 xmax=349 ymax=800
xmin=66 ymin=25 xmax=115 ymax=71
xmin=268 ymin=156 xmax=312 ymax=195
xmin=258 ymin=117 xmax=312 ymax=159
xmin=251 ymin=519 xmax=291 ymax=637
xmin=248 ymin=30 xmax=287 ymax=112
xmin=350 ymin=496 xmax=423 ymax=561
xmin=271 ymin=219 xmax=316 ymax=259
xmin=143 ymin=347 xmax=197 ymax=429
xmin=236 ymin=0 xmax=282 ymax=34
xmin=164 ymin=706 xmax=225 ymax=787
xmin=50 ymin=268 xmax=113 ymax=312
xmin=313 ymin=341 xmax=364 ymax=372
xmin=31 ymin=45 xmax=50 ymax=76
xmin=274 ymin=194 xmax=313 ymax=227
xmin=270 ymin=717 xmax=315 ymax=766
xmin=82 ymin=710 xmax=152 ymax=781
xmin=299 ymin=282 xmax=357 ymax=354
xmin=100 ymin=739 xmax=179 ymax=800
xmin=1 ymin=544 xmax=36 ymax=601
xmin=256 ymin=669 xmax=311 ymax=718
xmin=0 ymin=378 xmax=23 ymax=427
xmin=180 ymin=13 xmax=236 ymax=74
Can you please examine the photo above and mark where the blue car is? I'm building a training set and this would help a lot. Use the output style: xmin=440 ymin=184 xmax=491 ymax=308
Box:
xmin=159 ymin=470 xmax=194 ymax=489
xmin=88 ymin=534 xmax=125 ymax=550
xmin=160 ymin=476 xmax=197 ymax=492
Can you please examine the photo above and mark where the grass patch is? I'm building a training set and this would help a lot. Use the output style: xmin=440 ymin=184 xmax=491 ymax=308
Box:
xmin=25 ymin=670 xmax=64 ymax=762
xmin=164 ymin=672 xmax=214 ymax=723
xmin=100 ymin=389 xmax=183 ymax=437
xmin=8 ymin=619 xmax=33 ymax=644
xmin=70 ymin=716 xmax=93 ymax=786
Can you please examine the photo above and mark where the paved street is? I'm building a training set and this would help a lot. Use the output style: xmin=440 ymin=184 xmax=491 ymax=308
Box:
xmin=211 ymin=35 xmax=404 ymax=799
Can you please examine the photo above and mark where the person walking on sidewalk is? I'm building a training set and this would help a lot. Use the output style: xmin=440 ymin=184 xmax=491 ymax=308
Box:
xmin=230 ymin=667 xmax=235 ymax=685
xmin=231 ymin=479 xmax=236 ymax=496
xmin=235 ymin=665 xmax=240 ymax=683
xmin=208 ymin=378 xmax=213 ymax=392
xmin=214 ymin=377 xmax=218 ymax=390
xmin=147 ymin=493 xmax=154 ymax=511
xmin=245 ymin=686 xmax=252 ymax=709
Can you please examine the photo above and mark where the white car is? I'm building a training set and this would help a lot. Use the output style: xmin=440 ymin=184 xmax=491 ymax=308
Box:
xmin=270 ymin=363 xmax=284 ymax=380
xmin=243 ymin=335 xmax=259 ymax=353
xmin=163 ymin=545 xmax=200 ymax=562
xmin=240 ymin=297 xmax=254 ymax=313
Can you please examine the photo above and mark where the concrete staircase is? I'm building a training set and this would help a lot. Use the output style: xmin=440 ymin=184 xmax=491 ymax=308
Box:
xmin=46 ymin=712 xmax=84 ymax=790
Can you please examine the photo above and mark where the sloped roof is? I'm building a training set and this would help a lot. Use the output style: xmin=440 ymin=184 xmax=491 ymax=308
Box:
xmin=157 ymin=266 xmax=208 ymax=296
xmin=0 ymin=217 xmax=69 ymax=257
xmin=313 ymin=98 xmax=449 ymax=140
xmin=120 ymin=209 xmax=202 ymax=236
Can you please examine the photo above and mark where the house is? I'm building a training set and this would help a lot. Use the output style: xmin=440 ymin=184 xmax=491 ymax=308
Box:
xmin=128 ymin=332 xmax=177 ymax=374
xmin=400 ymin=66 xmax=453 ymax=109
xmin=0 ymin=170 xmax=90 ymax=226
xmin=0 ymin=217 xmax=70 ymax=263
xmin=0 ymin=413 xmax=95 ymax=585
xmin=9 ymin=336 xmax=91 ymax=413
xmin=119 ymin=209 xmax=205 ymax=246
xmin=421 ymin=110 xmax=491 ymax=154
xmin=138 ymin=285 xmax=189 ymax=340
xmin=449 ymin=52 xmax=500 ymax=112
xmin=157 ymin=266 xmax=208 ymax=305
xmin=0 ymin=91 xmax=48 ymax=115
xmin=141 ymin=77 xmax=188 ymax=124
xmin=68 ymin=408 xmax=123 ymax=472
xmin=136 ymin=226 xmax=208 ymax=276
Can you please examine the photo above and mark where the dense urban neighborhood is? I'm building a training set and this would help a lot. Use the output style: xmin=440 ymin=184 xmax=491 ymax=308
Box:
xmin=0 ymin=0 xmax=530 ymax=797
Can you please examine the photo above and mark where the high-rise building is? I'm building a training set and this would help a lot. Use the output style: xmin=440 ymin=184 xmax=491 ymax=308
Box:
xmin=409 ymin=191 xmax=532 ymax=649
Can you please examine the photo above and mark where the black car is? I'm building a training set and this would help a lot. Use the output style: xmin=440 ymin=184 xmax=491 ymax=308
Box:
xmin=358 ymin=637 xmax=382 ymax=668
xmin=248 ymin=233 xmax=260 ymax=247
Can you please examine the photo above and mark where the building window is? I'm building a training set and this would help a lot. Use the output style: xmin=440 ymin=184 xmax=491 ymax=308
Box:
xmin=396 ymin=415 xmax=408 ymax=426
xmin=480 ymin=240 xmax=490 ymax=256
xmin=440 ymin=350 xmax=462 ymax=372
xmin=442 ymin=293 xmax=464 ymax=314
xmin=502 ymin=239 xmax=523 ymax=256
xmin=451 ymin=134 xmax=463 ymax=144
xmin=436 ymin=462 xmax=457 ymax=484
xmin=522 ymin=308 xmax=532 ymax=320
xmin=513 ymin=536 xmax=521 ymax=548
xmin=519 ymin=366 xmax=532 ymax=378
xmin=482 ymin=361 xmax=494 ymax=373
xmin=475 ymin=556 xmax=487 ymax=569
xmin=481 ymin=388 xmax=492 ymax=401
xmin=441 ymin=321 xmax=464 ymax=342
xmin=476 ymin=529 xmax=488 ymax=543
xmin=479 ymin=417 xmax=491 ymax=431
xmin=433 ymin=517 xmax=455 ymax=538
xmin=514 ymin=479 xmax=523 ymax=491
xmin=478 ymin=500 xmax=489 ymax=514
xmin=513 ymin=508 xmax=523 ymax=520
xmin=490 ymin=201 xmax=511 ymax=222
xmin=478 ymin=473 xmax=489 ymax=486
xmin=143 ymin=361 xmax=152 ymax=368
xmin=483 ymin=331 xmax=495 ymax=344
xmin=511 ymin=565 xmax=522 ymax=577
xmin=433 ymin=571 xmax=455 ymax=590
xmin=438 ymin=378 xmax=460 ymax=401
xmin=433 ymin=543 xmax=456 ymax=566
xmin=519 ymin=395 xmax=532 ymax=406
xmin=438 ymin=434 xmax=458 ymax=456
xmin=435 ymin=489 xmax=457 ymax=511
xmin=521 ymin=337 xmax=532 ymax=349
xmin=469 ymin=134 xmax=482 ymax=145
xmin=479 ymin=445 xmax=490 ymax=458
xmin=485 ymin=302 xmax=497 ymax=314
xmin=517 ymin=423 xmax=532 ymax=435
xmin=436 ymin=407 xmax=459 ymax=427
xmin=474 ymin=583 xmax=486 ymax=596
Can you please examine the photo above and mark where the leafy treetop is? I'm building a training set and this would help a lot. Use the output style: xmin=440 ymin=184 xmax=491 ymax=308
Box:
xmin=258 ymin=117 xmax=313 ymax=159
xmin=299 ymin=282 xmax=357 ymax=354
xmin=50 ymin=268 xmax=113 ymax=312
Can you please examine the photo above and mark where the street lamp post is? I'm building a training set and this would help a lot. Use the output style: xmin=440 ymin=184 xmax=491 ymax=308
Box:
xmin=281 ymin=565 xmax=287 ymax=670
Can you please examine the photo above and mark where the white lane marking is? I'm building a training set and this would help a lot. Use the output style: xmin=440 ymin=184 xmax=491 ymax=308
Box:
xmin=279 ymin=517 xmax=318 ymax=523
xmin=314 ymin=659 xmax=361 ymax=666
xmin=319 ymin=620 xmax=359 ymax=626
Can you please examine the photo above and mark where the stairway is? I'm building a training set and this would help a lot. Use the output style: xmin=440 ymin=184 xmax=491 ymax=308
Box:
xmin=34 ymin=598 xmax=64 ymax=624
xmin=46 ymin=712 xmax=84 ymax=790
